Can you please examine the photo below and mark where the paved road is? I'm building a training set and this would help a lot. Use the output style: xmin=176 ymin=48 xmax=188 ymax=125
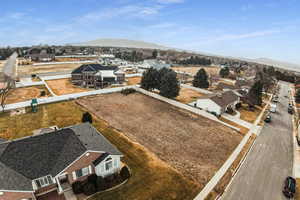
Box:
xmin=221 ymin=82 xmax=293 ymax=200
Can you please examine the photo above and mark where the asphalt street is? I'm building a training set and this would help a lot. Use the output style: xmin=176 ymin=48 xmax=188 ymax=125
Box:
xmin=221 ymin=82 xmax=294 ymax=200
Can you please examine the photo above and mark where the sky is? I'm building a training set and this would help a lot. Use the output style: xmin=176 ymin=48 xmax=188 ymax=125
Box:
xmin=0 ymin=0 xmax=299 ymax=63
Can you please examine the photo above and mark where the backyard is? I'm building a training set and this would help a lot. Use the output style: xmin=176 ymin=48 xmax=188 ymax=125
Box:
xmin=5 ymin=86 xmax=51 ymax=104
xmin=176 ymin=87 xmax=205 ymax=104
xmin=46 ymin=78 xmax=91 ymax=95
xmin=126 ymin=76 xmax=141 ymax=86
xmin=18 ymin=63 xmax=82 ymax=75
xmin=0 ymin=101 xmax=200 ymax=200
xmin=173 ymin=66 xmax=220 ymax=76
xmin=77 ymin=92 xmax=243 ymax=188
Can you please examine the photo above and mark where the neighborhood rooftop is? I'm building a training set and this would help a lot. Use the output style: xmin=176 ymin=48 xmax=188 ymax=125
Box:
xmin=0 ymin=123 xmax=122 ymax=191
xmin=71 ymin=64 xmax=118 ymax=74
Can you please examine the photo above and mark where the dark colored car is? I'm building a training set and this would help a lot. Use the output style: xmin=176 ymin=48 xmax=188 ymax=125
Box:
xmin=283 ymin=176 xmax=296 ymax=198
xmin=264 ymin=115 xmax=271 ymax=123
xmin=288 ymin=106 xmax=294 ymax=114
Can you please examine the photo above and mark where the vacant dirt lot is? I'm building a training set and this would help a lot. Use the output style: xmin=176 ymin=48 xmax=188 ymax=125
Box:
xmin=46 ymin=79 xmax=91 ymax=95
xmin=77 ymin=93 xmax=243 ymax=187
xmin=126 ymin=76 xmax=141 ymax=85
xmin=6 ymin=86 xmax=51 ymax=104
xmin=176 ymin=87 xmax=205 ymax=104
xmin=173 ymin=65 xmax=220 ymax=76
xmin=0 ymin=101 xmax=199 ymax=200
xmin=18 ymin=63 xmax=82 ymax=75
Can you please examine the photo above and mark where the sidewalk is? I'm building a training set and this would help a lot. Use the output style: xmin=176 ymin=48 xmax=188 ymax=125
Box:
xmin=194 ymin=91 xmax=273 ymax=200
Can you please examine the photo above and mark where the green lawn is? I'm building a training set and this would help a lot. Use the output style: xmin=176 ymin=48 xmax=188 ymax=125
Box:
xmin=0 ymin=101 xmax=200 ymax=200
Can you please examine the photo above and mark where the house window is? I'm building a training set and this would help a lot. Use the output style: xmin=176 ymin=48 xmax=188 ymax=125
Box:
xmin=105 ymin=158 xmax=113 ymax=171
xmin=34 ymin=175 xmax=53 ymax=188
xmin=75 ymin=166 xmax=89 ymax=178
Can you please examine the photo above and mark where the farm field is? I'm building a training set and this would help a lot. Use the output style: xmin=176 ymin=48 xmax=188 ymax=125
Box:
xmin=18 ymin=63 xmax=82 ymax=75
xmin=173 ymin=65 xmax=220 ymax=76
xmin=5 ymin=85 xmax=51 ymax=104
xmin=77 ymin=92 xmax=243 ymax=188
xmin=46 ymin=78 xmax=91 ymax=95
xmin=126 ymin=76 xmax=141 ymax=85
xmin=0 ymin=101 xmax=200 ymax=200
xmin=176 ymin=87 xmax=205 ymax=104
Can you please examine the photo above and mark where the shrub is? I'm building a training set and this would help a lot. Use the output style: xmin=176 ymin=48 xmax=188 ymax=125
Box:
xmin=82 ymin=182 xmax=97 ymax=196
xmin=87 ymin=174 xmax=98 ymax=185
xmin=96 ymin=176 xmax=106 ymax=191
xmin=121 ymin=88 xmax=136 ymax=95
xmin=40 ymin=90 xmax=46 ymax=96
xmin=120 ymin=166 xmax=130 ymax=181
xmin=82 ymin=112 xmax=93 ymax=124
xmin=31 ymin=74 xmax=36 ymax=78
xmin=72 ymin=181 xmax=83 ymax=194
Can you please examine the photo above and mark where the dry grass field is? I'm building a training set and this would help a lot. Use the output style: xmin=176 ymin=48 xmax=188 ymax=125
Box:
xmin=176 ymin=87 xmax=205 ymax=104
xmin=18 ymin=63 xmax=82 ymax=75
xmin=5 ymin=86 xmax=51 ymax=104
xmin=46 ymin=78 xmax=91 ymax=95
xmin=77 ymin=92 xmax=243 ymax=187
xmin=0 ymin=101 xmax=200 ymax=200
xmin=205 ymin=134 xmax=256 ymax=200
xmin=126 ymin=76 xmax=141 ymax=85
xmin=173 ymin=65 xmax=220 ymax=76
xmin=239 ymin=104 xmax=264 ymax=123
xmin=0 ymin=60 xmax=5 ymax=72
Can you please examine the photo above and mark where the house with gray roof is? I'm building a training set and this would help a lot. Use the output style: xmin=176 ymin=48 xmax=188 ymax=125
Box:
xmin=196 ymin=90 xmax=240 ymax=116
xmin=71 ymin=64 xmax=125 ymax=88
xmin=0 ymin=123 xmax=123 ymax=200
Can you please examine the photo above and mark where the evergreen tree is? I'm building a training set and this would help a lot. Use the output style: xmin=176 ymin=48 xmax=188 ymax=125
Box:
xmin=157 ymin=67 xmax=173 ymax=89
xmin=296 ymin=89 xmax=300 ymax=103
xmin=141 ymin=68 xmax=159 ymax=91
xmin=247 ymin=80 xmax=263 ymax=106
xmin=82 ymin=112 xmax=93 ymax=124
xmin=193 ymin=68 xmax=209 ymax=88
xmin=159 ymin=70 xmax=180 ymax=98
xmin=219 ymin=67 xmax=230 ymax=78
xmin=152 ymin=50 xmax=158 ymax=59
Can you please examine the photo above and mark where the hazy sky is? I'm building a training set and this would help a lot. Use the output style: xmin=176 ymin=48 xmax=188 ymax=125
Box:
xmin=0 ymin=0 xmax=299 ymax=63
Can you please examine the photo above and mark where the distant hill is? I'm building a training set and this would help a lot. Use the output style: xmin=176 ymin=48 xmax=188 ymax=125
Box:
xmin=241 ymin=57 xmax=300 ymax=72
xmin=72 ymin=38 xmax=171 ymax=50
xmin=72 ymin=38 xmax=300 ymax=72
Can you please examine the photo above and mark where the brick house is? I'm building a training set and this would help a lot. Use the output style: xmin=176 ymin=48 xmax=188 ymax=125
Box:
xmin=0 ymin=123 xmax=123 ymax=200
xmin=71 ymin=64 xmax=125 ymax=88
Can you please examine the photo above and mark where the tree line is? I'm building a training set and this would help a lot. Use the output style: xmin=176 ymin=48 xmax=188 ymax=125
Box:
xmin=178 ymin=56 xmax=211 ymax=65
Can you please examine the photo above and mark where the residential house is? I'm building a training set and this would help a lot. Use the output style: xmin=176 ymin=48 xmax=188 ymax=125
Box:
xmin=71 ymin=64 xmax=125 ymax=88
xmin=26 ymin=48 xmax=55 ymax=62
xmin=0 ymin=123 xmax=123 ymax=200
xmin=196 ymin=90 xmax=240 ymax=116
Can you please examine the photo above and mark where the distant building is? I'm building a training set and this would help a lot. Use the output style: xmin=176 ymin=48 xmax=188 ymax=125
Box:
xmin=71 ymin=64 xmax=125 ymax=88
xmin=26 ymin=48 xmax=55 ymax=62
xmin=140 ymin=59 xmax=171 ymax=70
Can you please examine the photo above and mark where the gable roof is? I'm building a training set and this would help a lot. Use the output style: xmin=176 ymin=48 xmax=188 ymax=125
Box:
xmin=0 ymin=123 xmax=122 ymax=191
xmin=210 ymin=91 xmax=239 ymax=108
xmin=72 ymin=64 xmax=118 ymax=74
xmin=216 ymin=82 xmax=238 ymax=91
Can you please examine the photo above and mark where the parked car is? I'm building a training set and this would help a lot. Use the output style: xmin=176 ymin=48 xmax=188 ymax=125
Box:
xmin=270 ymin=103 xmax=277 ymax=113
xmin=288 ymin=107 xmax=294 ymax=114
xmin=283 ymin=176 xmax=296 ymax=198
xmin=264 ymin=115 xmax=271 ymax=123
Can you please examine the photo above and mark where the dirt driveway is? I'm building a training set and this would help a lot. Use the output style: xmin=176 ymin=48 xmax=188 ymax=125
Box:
xmin=77 ymin=92 xmax=242 ymax=187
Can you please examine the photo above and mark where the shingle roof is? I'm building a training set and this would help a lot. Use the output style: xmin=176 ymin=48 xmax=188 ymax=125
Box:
xmin=210 ymin=91 xmax=239 ymax=108
xmin=72 ymin=64 xmax=118 ymax=74
xmin=0 ymin=123 xmax=122 ymax=191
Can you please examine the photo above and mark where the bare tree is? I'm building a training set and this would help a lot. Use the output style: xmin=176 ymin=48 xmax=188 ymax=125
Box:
xmin=0 ymin=79 xmax=13 ymax=111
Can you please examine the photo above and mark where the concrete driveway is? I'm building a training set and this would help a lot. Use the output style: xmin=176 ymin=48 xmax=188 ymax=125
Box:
xmin=221 ymin=82 xmax=294 ymax=200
